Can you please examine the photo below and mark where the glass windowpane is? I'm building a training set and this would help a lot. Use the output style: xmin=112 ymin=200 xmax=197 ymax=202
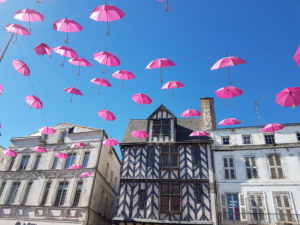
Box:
xmin=172 ymin=184 xmax=180 ymax=194
xmin=161 ymin=184 xmax=169 ymax=194
xmin=82 ymin=152 xmax=90 ymax=168
xmin=161 ymin=196 xmax=169 ymax=210
xmin=171 ymin=196 xmax=180 ymax=211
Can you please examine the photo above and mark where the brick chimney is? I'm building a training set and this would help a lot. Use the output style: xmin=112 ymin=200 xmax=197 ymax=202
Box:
xmin=200 ymin=97 xmax=216 ymax=130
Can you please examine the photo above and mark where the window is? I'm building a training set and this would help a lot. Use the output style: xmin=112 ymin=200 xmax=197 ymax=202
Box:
xmin=227 ymin=194 xmax=240 ymax=220
xmin=0 ymin=182 xmax=6 ymax=198
xmin=72 ymin=182 xmax=83 ymax=207
xmin=41 ymin=182 xmax=51 ymax=206
xmin=268 ymin=155 xmax=284 ymax=179
xmin=196 ymin=184 xmax=201 ymax=203
xmin=69 ymin=127 xmax=74 ymax=133
xmin=249 ymin=194 xmax=265 ymax=222
xmin=220 ymin=194 xmax=246 ymax=221
xmin=19 ymin=156 xmax=30 ymax=170
xmin=265 ymin=134 xmax=275 ymax=144
xmin=61 ymin=132 xmax=67 ymax=140
xmin=161 ymin=146 xmax=178 ymax=168
xmin=222 ymin=137 xmax=230 ymax=145
xmin=223 ymin=157 xmax=236 ymax=180
xmin=7 ymin=182 xmax=21 ymax=204
xmin=64 ymin=153 xmax=76 ymax=169
xmin=160 ymin=183 xmax=181 ymax=212
xmin=82 ymin=152 xmax=90 ymax=168
xmin=52 ymin=157 xmax=58 ymax=169
xmin=54 ymin=182 xmax=68 ymax=206
xmin=148 ymin=147 xmax=154 ymax=166
xmin=43 ymin=134 xmax=48 ymax=141
xmin=153 ymin=119 xmax=169 ymax=136
xmin=105 ymin=164 xmax=109 ymax=180
xmin=8 ymin=158 xmax=15 ymax=171
xmin=274 ymin=193 xmax=294 ymax=222
xmin=34 ymin=155 xmax=41 ymax=170
xmin=243 ymin=136 xmax=251 ymax=144
xmin=296 ymin=133 xmax=300 ymax=141
xmin=21 ymin=182 xmax=33 ymax=205
xmin=245 ymin=157 xmax=259 ymax=179
xmin=193 ymin=146 xmax=200 ymax=165
xmin=139 ymin=190 xmax=145 ymax=208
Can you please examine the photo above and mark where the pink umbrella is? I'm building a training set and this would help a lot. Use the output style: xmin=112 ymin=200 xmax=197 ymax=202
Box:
xmin=68 ymin=57 xmax=92 ymax=76
xmin=3 ymin=149 xmax=17 ymax=157
xmin=64 ymin=87 xmax=83 ymax=103
xmin=71 ymin=142 xmax=86 ymax=148
xmin=211 ymin=54 xmax=246 ymax=84
xmin=0 ymin=84 xmax=3 ymax=95
xmin=13 ymin=60 xmax=30 ymax=76
xmin=261 ymin=123 xmax=285 ymax=133
xmin=132 ymin=93 xmax=152 ymax=109
xmin=33 ymin=43 xmax=52 ymax=58
xmin=55 ymin=152 xmax=68 ymax=159
xmin=219 ymin=118 xmax=241 ymax=134
xmin=180 ymin=109 xmax=201 ymax=126
xmin=53 ymin=46 xmax=78 ymax=66
xmin=293 ymin=46 xmax=300 ymax=67
xmin=80 ymin=172 xmax=91 ymax=178
xmin=97 ymin=110 xmax=116 ymax=124
xmin=161 ymin=81 xmax=184 ymax=100
xmin=14 ymin=8 xmax=45 ymax=33
xmin=39 ymin=126 xmax=56 ymax=135
xmin=69 ymin=164 xmax=82 ymax=170
xmin=5 ymin=24 xmax=30 ymax=43
xmin=112 ymin=70 xmax=135 ymax=89
xmin=103 ymin=137 xmax=119 ymax=154
xmin=53 ymin=18 xmax=83 ymax=44
xmin=91 ymin=77 xmax=112 ymax=95
xmin=146 ymin=57 xmax=176 ymax=83
xmin=132 ymin=130 xmax=149 ymax=138
xmin=215 ymin=86 xmax=243 ymax=107
xmin=94 ymin=51 xmax=120 ymax=74
xmin=90 ymin=4 xmax=125 ymax=35
xmin=189 ymin=130 xmax=209 ymax=146
xmin=26 ymin=95 xmax=43 ymax=109
xmin=0 ymin=0 xmax=6 ymax=3
xmin=32 ymin=146 xmax=47 ymax=153
xmin=276 ymin=87 xmax=300 ymax=109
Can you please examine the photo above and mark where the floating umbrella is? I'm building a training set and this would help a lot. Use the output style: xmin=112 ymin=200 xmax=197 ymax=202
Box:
xmin=55 ymin=152 xmax=68 ymax=159
xmin=215 ymin=86 xmax=243 ymax=107
xmin=103 ymin=137 xmax=119 ymax=154
xmin=80 ymin=172 xmax=91 ymax=177
xmin=39 ymin=126 xmax=56 ymax=135
xmin=112 ymin=70 xmax=135 ymax=89
xmin=53 ymin=46 xmax=78 ymax=66
xmin=33 ymin=43 xmax=52 ymax=58
xmin=70 ymin=142 xmax=86 ymax=148
xmin=97 ymin=110 xmax=116 ymax=124
xmin=32 ymin=146 xmax=47 ymax=153
xmin=276 ymin=87 xmax=300 ymax=109
xmin=146 ymin=57 xmax=175 ymax=83
xmin=90 ymin=77 xmax=112 ymax=95
xmin=68 ymin=57 xmax=92 ymax=76
xmin=293 ymin=46 xmax=300 ymax=67
xmin=94 ymin=51 xmax=120 ymax=74
xmin=132 ymin=130 xmax=149 ymax=138
xmin=53 ymin=18 xmax=83 ymax=44
xmin=181 ymin=109 xmax=201 ymax=125
xmin=13 ymin=60 xmax=30 ymax=76
xmin=14 ymin=8 xmax=45 ymax=33
xmin=69 ymin=164 xmax=82 ymax=170
xmin=5 ymin=24 xmax=30 ymax=43
xmin=219 ymin=118 xmax=241 ymax=134
xmin=90 ymin=3 xmax=125 ymax=35
xmin=132 ymin=93 xmax=152 ymax=109
xmin=189 ymin=130 xmax=209 ymax=146
xmin=0 ymin=84 xmax=3 ymax=95
xmin=0 ymin=0 xmax=6 ymax=3
xmin=211 ymin=54 xmax=246 ymax=84
xmin=261 ymin=123 xmax=285 ymax=133
xmin=26 ymin=95 xmax=43 ymax=109
xmin=161 ymin=81 xmax=184 ymax=100
xmin=64 ymin=87 xmax=83 ymax=103
xmin=3 ymin=149 xmax=17 ymax=157
xmin=158 ymin=0 xmax=171 ymax=11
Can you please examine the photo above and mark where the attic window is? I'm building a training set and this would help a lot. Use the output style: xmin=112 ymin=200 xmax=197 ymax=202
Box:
xmin=153 ymin=120 xmax=169 ymax=136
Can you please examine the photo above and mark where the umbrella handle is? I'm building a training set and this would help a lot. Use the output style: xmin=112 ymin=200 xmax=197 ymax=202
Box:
xmin=12 ymin=35 xmax=17 ymax=44
xmin=173 ymin=88 xmax=175 ymax=101
xmin=165 ymin=0 xmax=168 ymax=11
xmin=102 ymin=64 xmax=107 ymax=74
xmin=107 ymin=14 xmax=110 ymax=36
xmin=65 ymin=32 xmax=69 ymax=44
xmin=49 ymin=54 xmax=52 ymax=58
xmin=78 ymin=66 xmax=80 ymax=76
xmin=70 ymin=94 xmax=73 ymax=103
xmin=61 ymin=56 xmax=65 ymax=66
xmin=160 ymin=67 xmax=163 ymax=83
xmin=122 ymin=78 xmax=124 ymax=89
xmin=14 ymin=71 xmax=17 ymax=74
xmin=37 ymin=0 xmax=42 ymax=3
xmin=140 ymin=104 xmax=141 ymax=109
xmin=103 ymin=120 xmax=105 ymax=124
xmin=228 ymin=98 xmax=230 ymax=107
xmin=228 ymin=67 xmax=231 ymax=84
xmin=98 ymin=85 xmax=101 ymax=95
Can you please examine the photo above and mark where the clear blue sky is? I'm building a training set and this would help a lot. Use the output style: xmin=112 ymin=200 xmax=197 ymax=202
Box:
xmin=0 ymin=0 xmax=299 ymax=158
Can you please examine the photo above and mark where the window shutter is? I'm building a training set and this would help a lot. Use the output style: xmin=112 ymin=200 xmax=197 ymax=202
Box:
xmin=268 ymin=156 xmax=277 ymax=179
xmin=220 ymin=195 xmax=227 ymax=220
xmin=239 ymin=194 xmax=247 ymax=221
xmin=223 ymin=157 xmax=235 ymax=179
xmin=229 ymin=158 xmax=235 ymax=179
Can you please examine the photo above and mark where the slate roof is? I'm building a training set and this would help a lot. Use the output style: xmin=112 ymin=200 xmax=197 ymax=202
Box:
xmin=121 ymin=120 xmax=148 ymax=144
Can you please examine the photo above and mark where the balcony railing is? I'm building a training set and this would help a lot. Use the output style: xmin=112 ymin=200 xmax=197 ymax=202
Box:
xmin=219 ymin=212 xmax=299 ymax=225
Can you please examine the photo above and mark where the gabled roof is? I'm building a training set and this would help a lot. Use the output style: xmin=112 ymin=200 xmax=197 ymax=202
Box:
xmin=147 ymin=104 xmax=176 ymax=119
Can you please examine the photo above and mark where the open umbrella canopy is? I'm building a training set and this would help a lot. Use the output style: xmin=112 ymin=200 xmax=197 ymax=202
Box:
xmin=3 ymin=149 xmax=17 ymax=157
xmin=112 ymin=70 xmax=135 ymax=88
xmin=26 ymin=95 xmax=43 ymax=109
xmin=80 ymin=172 xmax=91 ymax=177
xmin=132 ymin=93 xmax=152 ymax=108
xmin=64 ymin=87 xmax=83 ymax=103
xmin=261 ymin=123 xmax=285 ymax=133
xmin=0 ymin=0 xmax=6 ymax=3
xmin=69 ymin=164 xmax=82 ymax=170
xmin=276 ymin=87 xmax=300 ymax=108
xmin=219 ymin=118 xmax=241 ymax=126
xmin=14 ymin=8 xmax=45 ymax=33
xmin=70 ymin=142 xmax=86 ymax=148
xmin=189 ymin=130 xmax=209 ymax=137
xmin=5 ymin=24 xmax=30 ymax=36
xmin=13 ymin=60 xmax=30 ymax=76
xmin=32 ymin=146 xmax=47 ymax=153
xmin=146 ymin=57 xmax=176 ymax=82
xmin=161 ymin=81 xmax=184 ymax=100
xmin=97 ymin=110 xmax=116 ymax=123
xmin=53 ymin=18 xmax=83 ymax=44
xmin=55 ymin=152 xmax=68 ymax=159
xmin=94 ymin=51 xmax=120 ymax=74
xmin=34 ymin=43 xmax=51 ymax=56
xmin=91 ymin=78 xmax=112 ymax=94
xmin=68 ymin=57 xmax=92 ymax=76
xmin=293 ymin=46 xmax=300 ymax=67
xmin=215 ymin=86 xmax=243 ymax=107
xmin=103 ymin=137 xmax=119 ymax=146
xmin=132 ymin=130 xmax=149 ymax=139
xmin=180 ymin=109 xmax=201 ymax=117
xmin=0 ymin=84 xmax=3 ymax=95
xmin=53 ymin=46 xmax=78 ymax=58
xmin=39 ymin=126 xmax=56 ymax=135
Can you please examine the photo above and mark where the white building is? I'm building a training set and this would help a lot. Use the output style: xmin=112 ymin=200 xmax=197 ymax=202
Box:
xmin=211 ymin=123 xmax=300 ymax=225
xmin=0 ymin=122 xmax=121 ymax=225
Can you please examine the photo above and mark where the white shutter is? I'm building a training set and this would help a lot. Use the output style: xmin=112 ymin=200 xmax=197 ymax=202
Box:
xmin=239 ymin=194 xmax=247 ymax=221
xmin=274 ymin=194 xmax=294 ymax=222
xmin=268 ymin=155 xmax=285 ymax=179
xmin=223 ymin=157 xmax=235 ymax=180
xmin=219 ymin=194 xmax=227 ymax=220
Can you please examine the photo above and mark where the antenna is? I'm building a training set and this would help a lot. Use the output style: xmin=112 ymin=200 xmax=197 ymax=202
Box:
xmin=254 ymin=97 xmax=264 ymax=125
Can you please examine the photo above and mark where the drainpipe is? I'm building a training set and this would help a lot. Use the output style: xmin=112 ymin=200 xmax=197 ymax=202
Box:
xmin=87 ymin=131 xmax=105 ymax=225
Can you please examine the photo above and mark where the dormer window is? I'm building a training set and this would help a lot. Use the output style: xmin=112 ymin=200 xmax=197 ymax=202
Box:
xmin=153 ymin=120 xmax=169 ymax=136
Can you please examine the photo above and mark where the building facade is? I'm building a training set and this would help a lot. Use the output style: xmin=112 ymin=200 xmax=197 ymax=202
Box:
xmin=113 ymin=98 xmax=217 ymax=225
xmin=211 ymin=123 xmax=300 ymax=225
xmin=0 ymin=122 xmax=121 ymax=225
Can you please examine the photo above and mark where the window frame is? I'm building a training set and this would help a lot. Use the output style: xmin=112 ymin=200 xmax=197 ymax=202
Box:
xmin=60 ymin=131 xmax=68 ymax=140
xmin=160 ymin=146 xmax=179 ymax=169
xmin=82 ymin=152 xmax=90 ymax=168
xmin=6 ymin=182 xmax=21 ymax=204
xmin=296 ymin=132 xmax=300 ymax=142
xmin=267 ymin=154 xmax=285 ymax=179
xmin=223 ymin=157 xmax=236 ymax=180
xmin=64 ymin=153 xmax=77 ymax=169
xmin=0 ymin=182 xmax=6 ymax=198
xmin=72 ymin=181 xmax=83 ymax=207
xmin=40 ymin=182 xmax=51 ymax=206
xmin=264 ymin=134 xmax=275 ymax=144
xmin=54 ymin=182 xmax=69 ymax=206
xmin=139 ymin=190 xmax=146 ymax=208
xmin=160 ymin=183 xmax=181 ymax=213
xmin=195 ymin=183 xmax=202 ymax=203
xmin=273 ymin=192 xmax=295 ymax=222
xmin=21 ymin=182 xmax=33 ymax=205
xmin=192 ymin=146 xmax=200 ymax=166
xmin=222 ymin=136 xmax=230 ymax=145
xmin=18 ymin=155 xmax=30 ymax=171
xmin=248 ymin=192 xmax=266 ymax=222
xmin=242 ymin=135 xmax=252 ymax=144
xmin=52 ymin=157 xmax=59 ymax=170
xmin=244 ymin=156 xmax=259 ymax=179
xmin=7 ymin=157 xmax=15 ymax=171
xmin=33 ymin=155 xmax=41 ymax=170
xmin=153 ymin=119 xmax=170 ymax=136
